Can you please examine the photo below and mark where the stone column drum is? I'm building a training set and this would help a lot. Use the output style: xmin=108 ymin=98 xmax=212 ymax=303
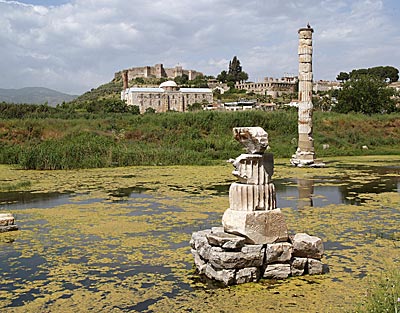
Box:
xmin=222 ymin=127 xmax=289 ymax=244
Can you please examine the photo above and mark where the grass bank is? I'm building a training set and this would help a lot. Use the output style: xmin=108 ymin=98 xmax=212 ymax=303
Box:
xmin=0 ymin=110 xmax=399 ymax=169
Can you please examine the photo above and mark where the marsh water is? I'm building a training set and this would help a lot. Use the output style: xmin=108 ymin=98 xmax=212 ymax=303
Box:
xmin=0 ymin=156 xmax=399 ymax=312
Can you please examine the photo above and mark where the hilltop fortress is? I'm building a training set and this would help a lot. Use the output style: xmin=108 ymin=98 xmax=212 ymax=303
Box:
xmin=115 ymin=63 xmax=203 ymax=81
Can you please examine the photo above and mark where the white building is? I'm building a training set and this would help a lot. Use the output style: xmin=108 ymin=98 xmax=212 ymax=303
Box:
xmin=121 ymin=81 xmax=213 ymax=113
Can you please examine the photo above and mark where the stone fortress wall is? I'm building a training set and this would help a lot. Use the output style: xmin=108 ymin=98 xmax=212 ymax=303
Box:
xmin=115 ymin=63 xmax=203 ymax=82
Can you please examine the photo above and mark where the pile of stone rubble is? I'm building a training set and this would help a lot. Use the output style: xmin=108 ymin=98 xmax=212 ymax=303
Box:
xmin=190 ymin=127 xmax=328 ymax=285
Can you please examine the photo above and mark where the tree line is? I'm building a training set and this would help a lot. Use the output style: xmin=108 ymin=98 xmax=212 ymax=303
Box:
xmin=329 ymin=66 xmax=399 ymax=114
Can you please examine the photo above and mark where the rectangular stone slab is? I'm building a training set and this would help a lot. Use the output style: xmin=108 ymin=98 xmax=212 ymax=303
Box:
xmin=222 ymin=208 xmax=289 ymax=244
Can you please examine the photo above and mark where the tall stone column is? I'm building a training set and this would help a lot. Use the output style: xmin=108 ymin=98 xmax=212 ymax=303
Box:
xmin=291 ymin=25 xmax=323 ymax=167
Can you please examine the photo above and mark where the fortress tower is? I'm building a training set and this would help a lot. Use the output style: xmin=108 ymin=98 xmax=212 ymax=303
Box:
xmin=291 ymin=25 xmax=323 ymax=167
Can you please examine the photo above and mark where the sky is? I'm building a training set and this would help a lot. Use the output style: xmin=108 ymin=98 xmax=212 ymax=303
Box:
xmin=1 ymin=0 xmax=399 ymax=95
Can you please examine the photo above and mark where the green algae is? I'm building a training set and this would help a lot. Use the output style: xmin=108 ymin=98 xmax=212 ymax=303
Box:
xmin=0 ymin=156 xmax=399 ymax=312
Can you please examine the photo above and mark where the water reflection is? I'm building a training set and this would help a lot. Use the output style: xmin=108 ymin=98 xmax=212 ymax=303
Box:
xmin=298 ymin=179 xmax=314 ymax=209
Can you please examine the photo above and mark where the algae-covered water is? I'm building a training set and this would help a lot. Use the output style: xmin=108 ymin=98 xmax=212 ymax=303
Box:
xmin=0 ymin=156 xmax=399 ymax=312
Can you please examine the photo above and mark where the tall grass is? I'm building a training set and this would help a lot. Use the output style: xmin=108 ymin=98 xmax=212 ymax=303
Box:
xmin=1 ymin=110 xmax=400 ymax=169
xmin=356 ymin=267 xmax=400 ymax=313
xmin=19 ymin=133 xmax=116 ymax=170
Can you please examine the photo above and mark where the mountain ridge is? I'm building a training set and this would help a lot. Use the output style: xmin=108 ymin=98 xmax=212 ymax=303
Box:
xmin=0 ymin=87 xmax=78 ymax=106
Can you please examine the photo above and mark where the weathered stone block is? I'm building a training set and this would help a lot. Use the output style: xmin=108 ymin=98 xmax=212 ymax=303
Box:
xmin=208 ymin=245 xmax=264 ymax=270
xmin=231 ymin=153 xmax=273 ymax=185
xmin=206 ymin=231 xmax=246 ymax=250
xmin=222 ymin=208 xmax=288 ymax=244
xmin=241 ymin=244 xmax=264 ymax=254
xmin=263 ymin=263 xmax=291 ymax=280
xmin=308 ymin=258 xmax=324 ymax=275
xmin=191 ymin=249 xmax=207 ymax=274
xmin=190 ymin=229 xmax=211 ymax=249
xmin=191 ymin=230 xmax=214 ymax=261
xmin=233 ymin=127 xmax=269 ymax=154
xmin=205 ymin=264 xmax=236 ymax=286
xmin=292 ymin=233 xmax=324 ymax=259
xmin=290 ymin=257 xmax=307 ymax=276
xmin=236 ymin=267 xmax=260 ymax=284
xmin=211 ymin=226 xmax=224 ymax=233
xmin=266 ymin=242 xmax=293 ymax=263
xmin=0 ymin=213 xmax=15 ymax=226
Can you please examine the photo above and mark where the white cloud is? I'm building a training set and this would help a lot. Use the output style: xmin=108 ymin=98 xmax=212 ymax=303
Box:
xmin=0 ymin=0 xmax=399 ymax=94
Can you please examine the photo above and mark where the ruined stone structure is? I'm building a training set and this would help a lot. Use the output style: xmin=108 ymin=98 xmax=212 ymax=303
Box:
xmin=115 ymin=64 xmax=203 ymax=82
xmin=190 ymin=127 xmax=327 ymax=285
xmin=313 ymin=80 xmax=341 ymax=93
xmin=291 ymin=25 xmax=324 ymax=167
xmin=235 ymin=76 xmax=297 ymax=98
xmin=121 ymin=80 xmax=213 ymax=114
xmin=0 ymin=213 xmax=18 ymax=232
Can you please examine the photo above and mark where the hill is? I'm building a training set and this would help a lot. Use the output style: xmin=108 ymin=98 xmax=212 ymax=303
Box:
xmin=67 ymin=76 xmax=123 ymax=107
xmin=0 ymin=87 xmax=78 ymax=106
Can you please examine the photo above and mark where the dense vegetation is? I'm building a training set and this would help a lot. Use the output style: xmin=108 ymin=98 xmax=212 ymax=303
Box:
xmin=1 ymin=106 xmax=399 ymax=170
xmin=332 ymin=66 xmax=399 ymax=114
xmin=336 ymin=65 xmax=399 ymax=83
xmin=334 ymin=75 xmax=397 ymax=114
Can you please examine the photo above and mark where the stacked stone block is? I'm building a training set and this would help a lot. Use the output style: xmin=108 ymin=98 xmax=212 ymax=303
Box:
xmin=0 ymin=213 xmax=18 ymax=232
xmin=190 ymin=127 xmax=328 ymax=285
xmin=191 ymin=229 xmax=326 ymax=285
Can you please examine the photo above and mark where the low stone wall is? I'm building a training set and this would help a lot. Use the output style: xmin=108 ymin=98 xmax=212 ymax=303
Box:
xmin=191 ymin=227 xmax=327 ymax=286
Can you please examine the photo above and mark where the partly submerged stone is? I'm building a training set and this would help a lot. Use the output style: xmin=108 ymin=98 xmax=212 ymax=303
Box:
xmin=205 ymin=264 xmax=236 ymax=286
xmin=307 ymin=258 xmax=324 ymax=275
xmin=233 ymin=127 xmax=269 ymax=154
xmin=222 ymin=208 xmax=289 ymax=244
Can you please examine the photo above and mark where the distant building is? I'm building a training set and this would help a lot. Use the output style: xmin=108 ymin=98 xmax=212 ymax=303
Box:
xmin=223 ymin=100 xmax=257 ymax=111
xmin=115 ymin=63 xmax=203 ymax=82
xmin=235 ymin=76 xmax=297 ymax=98
xmin=313 ymin=80 xmax=341 ymax=93
xmin=121 ymin=81 xmax=213 ymax=114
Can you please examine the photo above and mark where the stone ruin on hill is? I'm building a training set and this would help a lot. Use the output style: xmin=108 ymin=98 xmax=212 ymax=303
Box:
xmin=190 ymin=127 xmax=328 ymax=285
